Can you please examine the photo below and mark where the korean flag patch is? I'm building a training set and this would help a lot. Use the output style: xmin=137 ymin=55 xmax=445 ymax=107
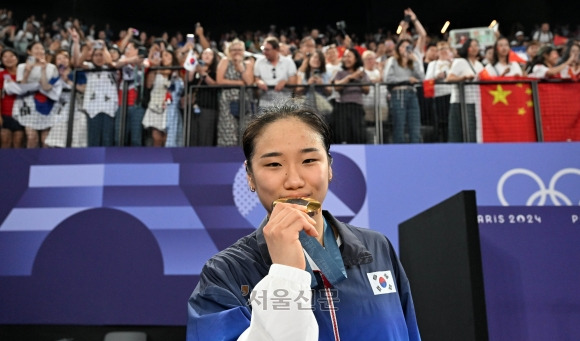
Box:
xmin=367 ymin=270 xmax=396 ymax=295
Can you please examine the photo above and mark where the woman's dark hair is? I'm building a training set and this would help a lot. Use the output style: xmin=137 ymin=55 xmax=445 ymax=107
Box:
xmin=341 ymin=47 xmax=363 ymax=71
xmin=153 ymin=38 xmax=169 ymax=50
xmin=526 ymin=44 xmax=554 ymax=74
xmin=395 ymin=38 xmax=415 ymax=69
xmin=305 ymin=50 xmax=326 ymax=80
xmin=458 ymin=38 xmax=476 ymax=59
xmin=491 ymin=36 xmax=509 ymax=65
xmin=558 ymin=40 xmax=579 ymax=66
xmin=242 ymin=99 xmax=333 ymax=172
xmin=26 ymin=41 xmax=44 ymax=52
xmin=206 ymin=48 xmax=221 ymax=75
xmin=162 ymin=49 xmax=179 ymax=67
xmin=0 ymin=47 xmax=19 ymax=64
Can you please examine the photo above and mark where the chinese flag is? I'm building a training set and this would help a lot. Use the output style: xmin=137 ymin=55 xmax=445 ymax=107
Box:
xmin=508 ymin=50 xmax=527 ymax=64
xmin=422 ymin=79 xmax=435 ymax=98
xmin=538 ymin=82 xmax=580 ymax=141
xmin=553 ymin=34 xmax=569 ymax=47
xmin=478 ymin=68 xmax=495 ymax=81
xmin=479 ymin=83 xmax=537 ymax=142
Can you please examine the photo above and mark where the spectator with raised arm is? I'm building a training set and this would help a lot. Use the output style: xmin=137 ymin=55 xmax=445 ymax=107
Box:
xmin=142 ymin=46 xmax=179 ymax=147
xmin=117 ymin=27 xmax=137 ymax=54
xmin=113 ymin=38 xmax=146 ymax=146
xmin=45 ymin=49 xmax=88 ymax=148
xmin=194 ymin=23 xmax=211 ymax=51
xmin=73 ymin=29 xmax=118 ymax=147
xmin=254 ymin=36 xmax=297 ymax=108
xmin=14 ymin=41 xmax=61 ymax=148
xmin=559 ymin=41 xmax=580 ymax=80
xmin=526 ymin=44 xmax=578 ymax=78
xmin=384 ymin=38 xmax=424 ymax=143
xmin=398 ymin=8 xmax=428 ymax=73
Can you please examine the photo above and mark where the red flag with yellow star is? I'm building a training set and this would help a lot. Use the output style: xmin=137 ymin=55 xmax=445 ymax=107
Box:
xmin=479 ymin=82 xmax=537 ymax=142
xmin=538 ymin=82 xmax=580 ymax=141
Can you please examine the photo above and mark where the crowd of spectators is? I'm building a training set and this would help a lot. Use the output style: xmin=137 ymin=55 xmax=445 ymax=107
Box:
xmin=1 ymin=7 xmax=579 ymax=148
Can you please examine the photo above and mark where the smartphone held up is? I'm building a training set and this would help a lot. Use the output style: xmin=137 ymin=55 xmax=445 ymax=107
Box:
xmin=187 ymin=34 xmax=195 ymax=45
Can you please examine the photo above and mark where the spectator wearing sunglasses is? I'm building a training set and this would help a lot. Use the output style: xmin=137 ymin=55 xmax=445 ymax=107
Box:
xmin=254 ymin=36 xmax=297 ymax=108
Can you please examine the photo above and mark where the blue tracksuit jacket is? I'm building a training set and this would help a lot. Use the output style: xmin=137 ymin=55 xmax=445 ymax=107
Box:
xmin=187 ymin=211 xmax=421 ymax=340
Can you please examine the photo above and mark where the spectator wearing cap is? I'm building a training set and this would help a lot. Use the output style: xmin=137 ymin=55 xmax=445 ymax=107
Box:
xmin=511 ymin=31 xmax=526 ymax=47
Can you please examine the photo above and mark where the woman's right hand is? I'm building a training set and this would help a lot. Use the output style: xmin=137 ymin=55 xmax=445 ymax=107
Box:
xmin=567 ymin=51 xmax=579 ymax=65
xmin=24 ymin=57 xmax=35 ymax=72
xmin=307 ymin=75 xmax=321 ymax=85
xmin=263 ymin=203 xmax=319 ymax=270
xmin=69 ymin=27 xmax=79 ymax=42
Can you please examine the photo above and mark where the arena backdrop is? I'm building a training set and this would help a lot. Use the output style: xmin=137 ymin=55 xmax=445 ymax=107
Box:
xmin=0 ymin=144 xmax=578 ymax=340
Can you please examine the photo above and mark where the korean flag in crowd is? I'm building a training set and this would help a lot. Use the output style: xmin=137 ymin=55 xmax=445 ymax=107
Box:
xmin=183 ymin=49 xmax=198 ymax=72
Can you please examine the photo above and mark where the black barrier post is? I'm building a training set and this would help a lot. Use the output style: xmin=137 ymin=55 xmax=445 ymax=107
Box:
xmin=183 ymin=76 xmax=191 ymax=147
xmin=238 ymin=85 xmax=247 ymax=146
xmin=458 ymin=82 xmax=470 ymax=142
xmin=531 ymin=81 xmax=544 ymax=142
xmin=65 ymin=69 xmax=78 ymax=148
xmin=118 ymin=81 xmax=128 ymax=146
xmin=373 ymin=82 xmax=382 ymax=144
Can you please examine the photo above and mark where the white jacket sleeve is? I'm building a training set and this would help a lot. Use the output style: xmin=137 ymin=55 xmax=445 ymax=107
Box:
xmin=237 ymin=264 xmax=318 ymax=341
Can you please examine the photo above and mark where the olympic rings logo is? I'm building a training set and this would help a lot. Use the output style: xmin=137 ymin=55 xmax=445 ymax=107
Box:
xmin=497 ymin=168 xmax=580 ymax=206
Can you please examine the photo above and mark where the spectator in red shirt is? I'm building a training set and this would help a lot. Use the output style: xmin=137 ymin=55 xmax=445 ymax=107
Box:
xmin=0 ymin=48 xmax=24 ymax=148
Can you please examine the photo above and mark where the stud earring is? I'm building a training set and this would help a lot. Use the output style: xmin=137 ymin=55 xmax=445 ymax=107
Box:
xmin=250 ymin=187 xmax=256 ymax=192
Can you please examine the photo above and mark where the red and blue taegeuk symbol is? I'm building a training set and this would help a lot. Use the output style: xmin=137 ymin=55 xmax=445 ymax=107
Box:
xmin=379 ymin=276 xmax=387 ymax=288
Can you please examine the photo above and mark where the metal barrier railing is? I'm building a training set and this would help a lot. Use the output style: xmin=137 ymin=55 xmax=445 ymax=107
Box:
xmin=44 ymin=68 xmax=580 ymax=147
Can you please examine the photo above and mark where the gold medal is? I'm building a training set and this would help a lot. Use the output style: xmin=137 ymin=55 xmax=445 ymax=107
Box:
xmin=272 ymin=197 xmax=321 ymax=214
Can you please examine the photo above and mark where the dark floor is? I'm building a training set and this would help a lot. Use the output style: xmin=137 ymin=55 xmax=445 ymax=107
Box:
xmin=0 ymin=325 xmax=186 ymax=341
